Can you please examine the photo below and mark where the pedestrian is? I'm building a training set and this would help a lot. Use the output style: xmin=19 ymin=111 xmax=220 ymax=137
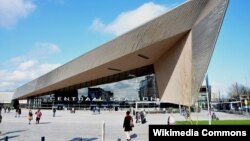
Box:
xmin=93 ymin=107 xmax=95 ymax=114
xmin=136 ymin=111 xmax=141 ymax=123
xmin=28 ymin=110 xmax=33 ymax=124
xmin=4 ymin=107 xmax=7 ymax=113
xmin=8 ymin=107 xmax=11 ymax=113
xmin=53 ymin=108 xmax=56 ymax=117
xmin=123 ymin=111 xmax=133 ymax=141
xmin=167 ymin=114 xmax=176 ymax=125
xmin=140 ymin=110 xmax=146 ymax=124
xmin=0 ymin=106 xmax=2 ymax=134
xmin=0 ymin=112 xmax=2 ymax=135
xmin=97 ymin=107 xmax=100 ymax=114
xmin=212 ymin=112 xmax=219 ymax=120
xmin=18 ymin=108 xmax=21 ymax=118
xmin=71 ymin=107 xmax=75 ymax=113
xmin=35 ymin=109 xmax=42 ymax=124
xmin=0 ymin=112 xmax=2 ymax=123
xmin=15 ymin=106 xmax=19 ymax=118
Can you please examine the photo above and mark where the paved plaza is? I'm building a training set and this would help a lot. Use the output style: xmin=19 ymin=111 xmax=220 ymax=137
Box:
xmin=0 ymin=109 xmax=250 ymax=141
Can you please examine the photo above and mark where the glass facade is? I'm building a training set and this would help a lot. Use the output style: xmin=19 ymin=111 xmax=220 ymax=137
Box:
xmin=27 ymin=73 xmax=160 ymax=110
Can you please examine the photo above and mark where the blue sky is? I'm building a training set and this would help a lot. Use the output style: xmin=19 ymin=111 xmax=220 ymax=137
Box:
xmin=0 ymin=0 xmax=249 ymax=97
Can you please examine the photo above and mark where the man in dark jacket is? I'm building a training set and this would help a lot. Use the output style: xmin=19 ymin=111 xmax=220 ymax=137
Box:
xmin=0 ymin=114 xmax=2 ymax=123
xmin=123 ymin=111 xmax=133 ymax=141
xmin=53 ymin=108 xmax=56 ymax=117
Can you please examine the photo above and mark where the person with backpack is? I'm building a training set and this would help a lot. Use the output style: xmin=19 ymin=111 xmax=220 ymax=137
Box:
xmin=28 ymin=110 xmax=33 ymax=125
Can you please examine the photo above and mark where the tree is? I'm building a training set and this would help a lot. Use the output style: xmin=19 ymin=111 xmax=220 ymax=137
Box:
xmin=228 ymin=83 xmax=249 ymax=100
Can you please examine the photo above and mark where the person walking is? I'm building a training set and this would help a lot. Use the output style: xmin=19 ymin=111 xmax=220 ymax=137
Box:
xmin=35 ymin=109 xmax=42 ymax=124
xmin=15 ymin=106 xmax=19 ymax=118
xmin=167 ymin=114 xmax=176 ymax=125
xmin=141 ymin=109 xmax=147 ymax=124
xmin=123 ymin=111 xmax=134 ymax=141
xmin=135 ymin=111 xmax=140 ymax=123
xmin=28 ymin=110 xmax=33 ymax=125
xmin=7 ymin=107 xmax=11 ymax=113
xmin=4 ymin=107 xmax=7 ymax=113
xmin=17 ymin=108 xmax=21 ymax=118
xmin=0 ymin=110 xmax=2 ymax=123
xmin=53 ymin=108 xmax=56 ymax=117
xmin=0 ymin=111 xmax=2 ymax=135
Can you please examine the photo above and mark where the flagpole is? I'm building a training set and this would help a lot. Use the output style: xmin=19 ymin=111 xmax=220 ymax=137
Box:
xmin=205 ymin=75 xmax=211 ymax=125
xmin=207 ymin=90 xmax=211 ymax=125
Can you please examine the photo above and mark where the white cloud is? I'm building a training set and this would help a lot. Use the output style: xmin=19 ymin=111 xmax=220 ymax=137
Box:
xmin=91 ymin=18 xmax=104 ymax=31
xmin=10 ymin=42 xmax=61 ymax=64
xmin=34 ymin=42 xmax=61 ymax=54
xmin=0 ymin=43 xmax=62 ymax=91
xmin=0 ymin=81 xmax=15 ymax=90
xmin=0 ymin=0 xmax=36 ymax=29
xmin=18 ymin=59 xmax=38 ymax=70
xmin=90 ymin=2 xmax=171 ymax=36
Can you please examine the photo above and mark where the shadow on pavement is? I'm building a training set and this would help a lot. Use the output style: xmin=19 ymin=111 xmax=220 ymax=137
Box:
xmin=69 ymin=137 xmax=98 ymax=141
xmin=131 ymin=133 xmax=138 ymax=139
xmin=0 ymin=135 xmax=20 ymax=141
xmin=1 ymin=130 xmax=27 ymax=136
xmin=38 ymin=122 xmax=51 ymax=124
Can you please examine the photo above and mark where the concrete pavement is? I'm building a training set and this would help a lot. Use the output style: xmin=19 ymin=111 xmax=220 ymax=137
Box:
xmin=0 ymin=109 xmax=249 ymax=141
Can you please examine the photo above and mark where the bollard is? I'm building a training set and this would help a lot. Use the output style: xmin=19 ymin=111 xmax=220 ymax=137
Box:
xmin=41 ymin=136 xmax=45 ymax=141
xmin=102 ymin=121 xmax=105 ymax=141
xmin=5 ymin=136 xmax=8 ymax=141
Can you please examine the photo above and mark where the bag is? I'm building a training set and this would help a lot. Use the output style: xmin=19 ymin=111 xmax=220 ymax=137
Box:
xmin=28 ymin=116 xmax=33 ymax=120
xmin=142 ymin=118 xmax=146 ymax=124
xmin=130 ymin=118 xmax=134 ymax=127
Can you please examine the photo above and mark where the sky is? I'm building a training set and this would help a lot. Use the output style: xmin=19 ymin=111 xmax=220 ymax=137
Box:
xmin=0 ymin=0 xmax=249 ymax=98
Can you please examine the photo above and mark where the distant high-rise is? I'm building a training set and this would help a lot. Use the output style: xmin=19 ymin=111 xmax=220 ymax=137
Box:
xmin=138 ymin=75 xmax=158 ymax=101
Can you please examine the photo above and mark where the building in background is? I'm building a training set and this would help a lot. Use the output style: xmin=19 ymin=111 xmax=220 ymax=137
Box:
xmin=88 ymin=87 xmax=113 ymax=101
xmin=198 ymin=86 xmax=211 ymax=109
xmin=0 ymin=92 xmax=27 ymax=107
xmin=138 ymin=75 xmax=158 ymax=101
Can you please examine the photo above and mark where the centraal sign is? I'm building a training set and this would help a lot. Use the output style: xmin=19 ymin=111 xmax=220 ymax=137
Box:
xmin=42 ymin=96 xmax=159 ymax=102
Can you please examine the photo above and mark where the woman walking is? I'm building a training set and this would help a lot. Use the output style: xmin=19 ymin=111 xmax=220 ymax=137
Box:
xmin=28 ymin=110 xmax=33 ymax=125
xmin=123 ymin=111 xmax=133 ymax=141
xmin=35 ymin=109 xmax=42 ymax=124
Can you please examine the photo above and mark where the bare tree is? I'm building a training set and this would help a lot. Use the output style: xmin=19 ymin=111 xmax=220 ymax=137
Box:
xmin=228 ymin=82 xmax=248 ymax=100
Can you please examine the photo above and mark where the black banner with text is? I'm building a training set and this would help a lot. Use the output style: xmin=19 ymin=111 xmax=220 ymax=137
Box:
xmin=149 ymin=125 xmax=249 ymax=140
